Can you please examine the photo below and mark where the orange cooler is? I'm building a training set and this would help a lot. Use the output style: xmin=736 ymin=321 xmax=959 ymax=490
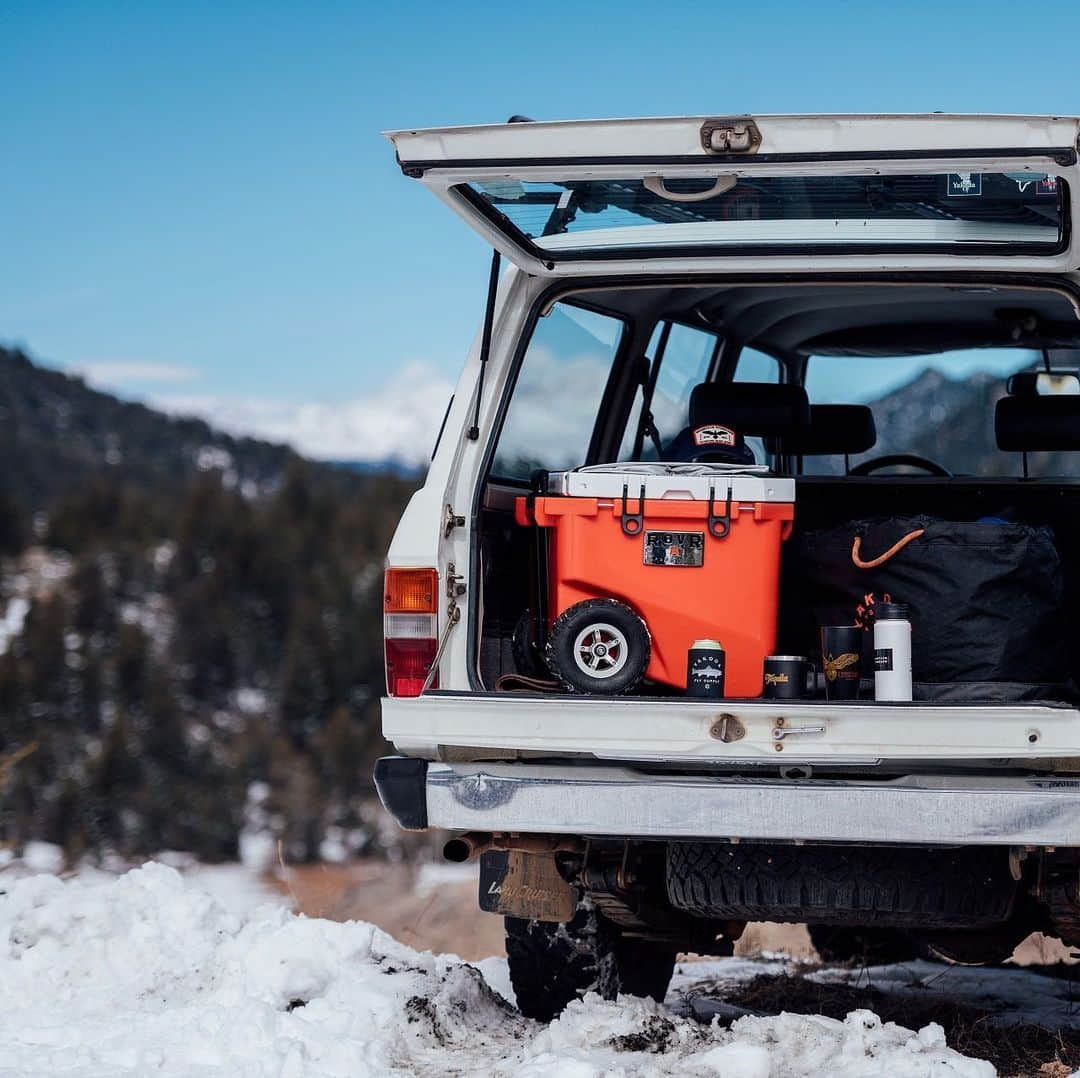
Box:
xmin=517 ymin=464 xmax=795 ymax=696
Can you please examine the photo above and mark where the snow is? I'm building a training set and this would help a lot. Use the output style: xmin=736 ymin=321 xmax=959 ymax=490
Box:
xmin=0 ymin=863 xmax=1015 ymax=1077
xmin=0 ymin=595 xmax=29 ymax=654
xmin=17 ymin=840 xmax=65 ymax=874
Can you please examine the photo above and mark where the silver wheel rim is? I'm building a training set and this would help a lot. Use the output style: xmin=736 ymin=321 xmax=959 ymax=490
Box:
xmin=572 ymin=622 xmax=629 ymax=680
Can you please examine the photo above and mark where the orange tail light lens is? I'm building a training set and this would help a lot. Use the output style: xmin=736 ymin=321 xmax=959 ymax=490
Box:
xmin=384 ymin=568 xmax=438 ymax=696
xmin=384 ymin=568 xmax=438 ymax=613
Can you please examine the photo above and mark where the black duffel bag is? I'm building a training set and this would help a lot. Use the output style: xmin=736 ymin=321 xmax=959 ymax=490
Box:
xmin=790 ymin=515 xmax=1068 ymax=686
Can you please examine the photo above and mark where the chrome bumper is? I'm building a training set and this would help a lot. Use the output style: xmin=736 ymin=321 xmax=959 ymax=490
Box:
xmin=379 ymin=759 xmax=1080 ymax=847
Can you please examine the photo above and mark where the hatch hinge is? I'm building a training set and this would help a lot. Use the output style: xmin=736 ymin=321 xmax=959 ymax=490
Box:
xmin=443 ymin=504 xmax=465 ymax=537
xmin=700 ymin=117 xmax=762 ymax=155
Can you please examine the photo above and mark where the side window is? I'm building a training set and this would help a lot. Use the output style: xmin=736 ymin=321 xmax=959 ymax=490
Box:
xmin=648 ymin=325 xmax=717 ymax=452
xmin=492 ymin=304 xmax=624 ymax=481
xmin=733 ymin=345 xmax=780 ymax=463
xmin=734 ymin=345 xmax=781 ymax=383
xmin=617 ymin=322 xmax=716 ymax=461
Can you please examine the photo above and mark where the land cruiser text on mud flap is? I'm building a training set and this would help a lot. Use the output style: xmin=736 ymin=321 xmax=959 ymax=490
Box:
xmin=375 ymin=114 xmax=1080 ymax=1020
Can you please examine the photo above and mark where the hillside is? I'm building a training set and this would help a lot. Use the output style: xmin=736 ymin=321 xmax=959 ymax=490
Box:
xmin=812 ymin=363 xmax=1080 ymax=478
xmin=0 ymin=347 xmax=304 ymax=517
xmin=0 ymin=347 xmax=419 ymax=864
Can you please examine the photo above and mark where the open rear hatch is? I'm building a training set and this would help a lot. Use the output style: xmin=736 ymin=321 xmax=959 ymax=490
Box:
xmin=386 ymin=114 xmax=1079 ymax=276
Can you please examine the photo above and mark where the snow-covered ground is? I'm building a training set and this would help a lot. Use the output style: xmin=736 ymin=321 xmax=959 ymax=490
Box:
xmin=3 ymin=862 xmax=1075 ymax=1077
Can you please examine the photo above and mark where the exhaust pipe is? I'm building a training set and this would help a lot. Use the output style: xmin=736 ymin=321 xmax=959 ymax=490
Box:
xmin=443 ymin=832 xmax=585 ymax=862
xmin=443 ymin=832 xmax=493 ymax=862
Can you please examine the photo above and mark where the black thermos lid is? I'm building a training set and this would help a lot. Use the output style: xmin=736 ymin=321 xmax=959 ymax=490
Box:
xmin=876 ymin=602 xmax=910 ymax=621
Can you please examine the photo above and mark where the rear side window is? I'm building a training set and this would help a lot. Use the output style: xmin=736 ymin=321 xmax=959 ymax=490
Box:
xmin=644 ymin=325 xmax=717 ymax=456
xmin=734 ymin=346 xmax=780 ymax=383
xmin=617 ymin=322 xmax=716 ymax=461
xmin=492 ymin=304 xmax=624 ymax=480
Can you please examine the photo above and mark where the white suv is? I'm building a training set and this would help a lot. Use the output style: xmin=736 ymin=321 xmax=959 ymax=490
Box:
xmin=375 ymin=114 xmax=1080 ymax=1020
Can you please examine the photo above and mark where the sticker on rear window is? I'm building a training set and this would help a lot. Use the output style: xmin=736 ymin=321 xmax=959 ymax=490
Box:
xmin=693 ymin=424 xmax=736 ymax=448
xmin=947 ymin=173 xmax=982 ymax=197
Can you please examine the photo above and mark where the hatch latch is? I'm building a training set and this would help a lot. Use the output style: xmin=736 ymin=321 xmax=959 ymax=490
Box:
xmin=700 ymin=118 xmax=762 ymax=155
xmin=443 ymin=503 xmax=465 ymax=538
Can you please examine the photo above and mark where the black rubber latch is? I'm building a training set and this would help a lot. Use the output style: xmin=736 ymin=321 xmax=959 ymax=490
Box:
xmin=707 ymin=485 xmax=733 ymax=540
xmin=373 ymin=756 xmax=428 ymax=830
xmin=620 ymin=483 xmax=645 ymax=537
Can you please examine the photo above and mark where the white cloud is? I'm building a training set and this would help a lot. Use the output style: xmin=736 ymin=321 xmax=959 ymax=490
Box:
xmin=79 ymin=361 xmax=201 ymax=387
xmin=154 ymin=360 xmax=455 ymax=466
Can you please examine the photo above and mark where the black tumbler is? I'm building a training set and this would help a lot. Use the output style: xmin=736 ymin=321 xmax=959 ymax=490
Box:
xmin=820 ymin=625 xmax=863 ymax=700
xmin=763 ymin=655 xmax=815 ymax=699
xmin=687 ymin=639 xmax=726 ymax=698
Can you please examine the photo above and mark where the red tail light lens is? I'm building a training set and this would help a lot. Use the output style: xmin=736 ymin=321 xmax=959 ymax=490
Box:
xmin=385 ymin=636 xmax=438 ymax=697
xmin=384 ymin=569 xmax=438 ymax=697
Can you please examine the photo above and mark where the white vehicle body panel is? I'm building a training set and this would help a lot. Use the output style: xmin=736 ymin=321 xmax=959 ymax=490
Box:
xmin=383 ymin=114 xmax=1080 ymax=780
xmin=383 ymin=693 xmax=1080 ymax=767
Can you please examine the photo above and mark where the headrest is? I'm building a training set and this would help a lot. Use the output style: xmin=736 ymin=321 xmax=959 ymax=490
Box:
xmin=689 ymin=382 xmax=810 ymax=438
xmin=783 ymin=404 xmax=877 ymax=456
xmin=996 ymin=394 xmax=1080 ymax=452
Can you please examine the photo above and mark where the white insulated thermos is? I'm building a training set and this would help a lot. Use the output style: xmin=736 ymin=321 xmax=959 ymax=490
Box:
xmin=873 ymin=602 xmax=912 ymax=702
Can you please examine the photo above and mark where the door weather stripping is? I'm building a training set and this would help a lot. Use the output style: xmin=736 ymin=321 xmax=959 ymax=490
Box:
xmin=467 ymin=249 xmax=501 ymax=441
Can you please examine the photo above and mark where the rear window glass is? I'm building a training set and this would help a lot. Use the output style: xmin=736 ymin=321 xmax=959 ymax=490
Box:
xmin=735 ymin=346 xmax=780 ymax=383
xmin=803 ymin=348 xmax=1070 ymax=477
xmin=492 ymin=304 xmax=624 ymax=480
xmin=465 ymin=172 xmax=1065 ymax=256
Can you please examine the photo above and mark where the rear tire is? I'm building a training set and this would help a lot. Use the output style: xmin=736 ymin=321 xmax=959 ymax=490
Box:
xmin=545 ymin=599 xmax=650 ymax=695
xmin=667 ymin=842 xmax=1016 ymax=929
xmin=505 ymin=906 xmax=676 ymax=1022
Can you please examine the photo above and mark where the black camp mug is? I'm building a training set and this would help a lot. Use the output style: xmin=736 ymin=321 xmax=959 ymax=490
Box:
xmin=821 ymin=625 xmax=863 ymax=700
xmin=763 ymin=656 xmax=815 ymax=699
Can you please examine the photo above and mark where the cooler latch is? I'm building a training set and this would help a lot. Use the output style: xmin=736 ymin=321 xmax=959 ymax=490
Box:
xmin=620 ymin=483 xmax=646 ymax=537
xmin=707 ymin=486 xmax=733 ymax=540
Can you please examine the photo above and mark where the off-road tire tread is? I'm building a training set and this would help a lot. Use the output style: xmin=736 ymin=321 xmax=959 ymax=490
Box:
xmin=505 ymin=908 xmax=675 ymax=1022
xmin=667 ymin=842 xmax=1015 ymax=929
xmin=1044 ymin=883 xmax=1080 ymax=947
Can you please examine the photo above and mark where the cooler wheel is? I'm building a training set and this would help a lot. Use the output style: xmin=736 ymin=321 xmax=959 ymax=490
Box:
xmin=545 ymin=598 xmax=650 ymax=695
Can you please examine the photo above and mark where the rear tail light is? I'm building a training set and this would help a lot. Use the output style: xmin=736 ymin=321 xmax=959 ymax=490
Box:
xmin=384 ymin=568 xmax=438 ymax=697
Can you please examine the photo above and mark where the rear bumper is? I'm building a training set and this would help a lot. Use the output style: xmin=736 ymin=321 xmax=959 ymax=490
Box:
xmin=374 ymin=756 xmax=1080 ymax=847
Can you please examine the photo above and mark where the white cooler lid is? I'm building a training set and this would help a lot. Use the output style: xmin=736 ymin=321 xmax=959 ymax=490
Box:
xmin=545 ymin=463 xmax=795 ymax=503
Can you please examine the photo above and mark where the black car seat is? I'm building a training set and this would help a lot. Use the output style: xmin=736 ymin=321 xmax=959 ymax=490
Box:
xmin=996 ymin=390 xmax=1080 ymax=477
xmin=781 ymin=404 xmax=877 ymax=474
xmin=663 ymin=381 xmax=810 ymax=464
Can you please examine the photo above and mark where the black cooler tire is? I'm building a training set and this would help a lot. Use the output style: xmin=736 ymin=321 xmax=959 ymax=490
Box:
xmin=505 ymin=908 xmax=677 ymax=1022
xmin=667 ymin=843 xmax=1016 ymax=929
xmin=545 ymin=598 xmax=650 ymax=695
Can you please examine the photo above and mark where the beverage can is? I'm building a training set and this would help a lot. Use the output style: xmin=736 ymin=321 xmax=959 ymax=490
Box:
xmin=687 ymin=639 xmax=726 ymax=698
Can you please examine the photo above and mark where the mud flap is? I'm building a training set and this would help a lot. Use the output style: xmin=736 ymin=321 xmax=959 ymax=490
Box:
xmin=479 ymin=850 xmax=577 ymax=922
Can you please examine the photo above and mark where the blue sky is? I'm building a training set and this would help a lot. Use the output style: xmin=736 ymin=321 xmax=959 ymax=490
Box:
xmin=4 ymin=2 xmax=1080 ymax=459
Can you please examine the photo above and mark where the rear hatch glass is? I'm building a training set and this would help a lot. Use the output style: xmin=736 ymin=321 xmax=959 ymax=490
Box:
xmin=466 ymin=172 xmax=1064 ymax=256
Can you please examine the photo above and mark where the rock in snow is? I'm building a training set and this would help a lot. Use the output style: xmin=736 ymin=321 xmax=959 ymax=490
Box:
xmin=0 ymin=863 xmax=998 ymax=1076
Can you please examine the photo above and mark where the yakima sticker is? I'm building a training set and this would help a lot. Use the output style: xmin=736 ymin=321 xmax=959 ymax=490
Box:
xmin=947 ymin=173 xmax=982 ymax=197
xmin=692 ymin=424 xmax=736 ymax=448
